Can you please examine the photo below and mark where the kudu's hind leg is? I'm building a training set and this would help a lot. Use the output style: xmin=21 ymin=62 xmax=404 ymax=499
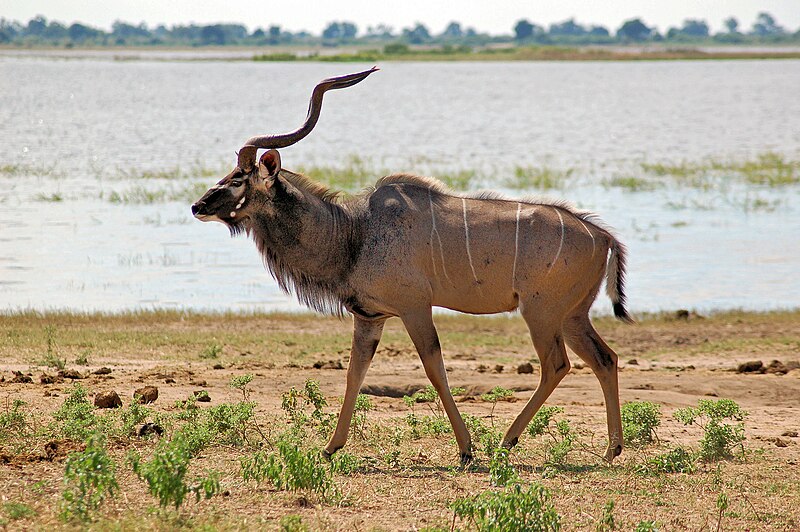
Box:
xmin=402 ymin=310 xmax=473 ymax=463
xmin=502 ymin=310 xmax=570 ymax=449
xmin=324 ymin=317 xmax=385 ymax=458
xmin=563 ymin=314 xmax=624 ymax=462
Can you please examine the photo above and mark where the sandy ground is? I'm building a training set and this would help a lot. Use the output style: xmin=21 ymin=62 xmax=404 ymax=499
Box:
xmin=0 ymin=310 xmax=799 ymax=530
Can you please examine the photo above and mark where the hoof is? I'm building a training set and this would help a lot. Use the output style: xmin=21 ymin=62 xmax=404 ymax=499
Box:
xmin=501 ymin=437 xmax=519 ymax=450
xmin=460 ymin=452 xmax=473 ymax=466
xmin=322 ymin=447 xmax=340 ymax=461
xmin=604 ymin=444 xmax=623 ymax=463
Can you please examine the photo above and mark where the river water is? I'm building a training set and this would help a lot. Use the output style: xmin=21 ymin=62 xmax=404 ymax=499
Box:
xmin=1 ymin=53 xmax=798 ymax=314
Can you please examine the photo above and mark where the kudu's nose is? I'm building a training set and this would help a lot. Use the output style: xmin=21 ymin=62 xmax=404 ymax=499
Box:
xmin=191 ymin=202 xmax=201 ymax=216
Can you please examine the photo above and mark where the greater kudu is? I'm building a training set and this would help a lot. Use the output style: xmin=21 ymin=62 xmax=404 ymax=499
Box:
xmin=192 ymin=67 xmax=633 ymax=464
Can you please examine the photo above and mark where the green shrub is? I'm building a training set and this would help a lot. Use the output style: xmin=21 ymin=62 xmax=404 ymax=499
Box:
xmin=674 ymin=399 xmax=748 ymax=460
xmin=200 ymin=342 xmax=222 ymax=359
xmin=129 ymin=433 xmax=220 ymax=509
xmin=462 ymin=413 xmax=501 ymax=458
xmin=621 ymin=401 xmax=661 ymax=446
xmin=489 ymin=448 xmax=519 ymax=487
xmin=52 ymin=384 xmax=99 ymax=440
xmin=481 ymin=386 xmax=515 ymax=424
xmin=527 ymin=407 xmax=576 ymax=467
xmin=240 ymin=440 xmax=338 ymax=502
xmin=60 ymin=434 xmax=118 ymax=522
xmin=282 ymin=379 xmax=335 ymax=437
xmin=637 ymin=447 xmax=696 ymax=475
xmin=3 ymin=502 xmax=36 ymax=521
xmin=0 ymin=399 xmax=28 ymax=438
xmin=352 ymin=394 xmax=374 ymax=438
xmin=596 ymin=500 xmax=616 ymax=531
xmin=280 ymin=514 xmax=308 ymax=532
xmin=451 ymin=483 xmax=561 ymax=531
xmin=634 ymin=521 xmax=659 ymax=531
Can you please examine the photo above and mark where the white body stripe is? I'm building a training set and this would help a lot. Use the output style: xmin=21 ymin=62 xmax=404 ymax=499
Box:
xmin=462 ymin=198 xmax=480 ymax=285
xmin=512 ymin=202 xmax=521 ymax=290
xmin=429 ymin=190 xmax=451 ymax=283
xmin=576 ymin=218 xmax=596 ymax=258
xmin=548 ymin=207 xmax=565 ymax=273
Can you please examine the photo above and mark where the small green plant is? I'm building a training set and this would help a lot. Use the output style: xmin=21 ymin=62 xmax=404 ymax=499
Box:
xmin=715 ymin=491 xmax=729 ymax=532
xmin=60 ymin=434 xmax=118 ymax=522
xmin=40 ymin=325 xmax=66 ymax=370
xmin=403 ymin=385 xmax=465 ymax=419
xmin=674 ymin=399 xmax=748 ymax=461
xmin=489 ymin=447 xmax=519 ymax=487
xmin=3 ymin=501 xmax=36 ymax=521
xmin=462 ymin=413 xmax=501 ymax=458
xmin=352 ymin=393 xmax=373 ymax=438
xmin=282 ymin=379 xmax=335 ymax=437
xmin=280 ymin=514 xmax=309 ymax=532
xmin=330 ymin=451 xmax=364 ymax=475
xmin=596 ymin=500 xmax=616 ymax=531
xmin=527 ymin=406 xmax=576 ymax=467
xmin=451 ymin=483 xmax=561 ymax=531
xmin=74 ymin=350 xmax=90 ymax=366
xmin=506 ymin=165 xmax=573 ymax=190
xmin=200 ymin=342 xmax=222 ymax=359
xmin=621 ymin=401 xmax=661 ymax=446
xmin=637 ymin=447 xmax=696 ymax=475
xmin=230 ymin=374 xmax=254 ymax=400
xmin=241 ymin=441 xmax=339 ymax=502
xmin=0 ymin=399 xmax=28 ymax=438
xmin=118 ymin=400 xmax=151 ymax=437
xmin=52 ymin=384 xmax=98 ymax=441
xmin=481 ymin=386 xmax=515 ymax=425
xmin=129 ymin=433 xmax=220 ymax=509
xmin=634 ymin=521 xmax=659 ymax=532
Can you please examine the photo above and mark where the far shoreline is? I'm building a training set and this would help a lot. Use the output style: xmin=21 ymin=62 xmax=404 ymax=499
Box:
xmin=3 ymin=43 xmax=800 ymax=62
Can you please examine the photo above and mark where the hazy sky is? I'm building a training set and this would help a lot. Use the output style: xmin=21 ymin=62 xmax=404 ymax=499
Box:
xmin=2 ymin=0 xmax=799 ymax=35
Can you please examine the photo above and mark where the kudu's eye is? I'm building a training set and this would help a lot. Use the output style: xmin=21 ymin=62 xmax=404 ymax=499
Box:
xmin=230 ymin=180 xmax=244 ymax=188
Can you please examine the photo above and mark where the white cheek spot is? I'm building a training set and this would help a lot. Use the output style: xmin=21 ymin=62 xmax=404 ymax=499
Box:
xmin=230 ymin=211 xmax=236 ymax=217
xmin=236 ymin=197 xmax=246 ymax=209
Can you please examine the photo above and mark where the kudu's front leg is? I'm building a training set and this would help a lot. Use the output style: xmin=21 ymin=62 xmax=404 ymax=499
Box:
xmin=401 ymin=309 xmax=473 ymax=464
xmin=324 ymin=317 xmax=385 ymax=458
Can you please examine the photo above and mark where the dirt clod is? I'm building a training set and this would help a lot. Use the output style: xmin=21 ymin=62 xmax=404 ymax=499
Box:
xmin=39 ymin=373 xmax=60 ymax=385
xmin=134 ymin=385 xmax=159 ymax=404
xmin=516 ymin=362 xmax=533 ymax=374
xmin=58 ymin=369 xmax=84 ymax=380
xmin=313 ymin=360 xmax=344 ymax=370
xmin=11 ymin=371 xmax=33 ymax=383
xmin=493 ymin=364 xmax=504 ymax=373
xmin=627 ymin=359 xmax=639 ymax=365
xmin=782 ymin=431 xmax=799 ymax=438
xmin=193 ymin=390 xmax=211 ymax=402
xmin=737 ymin=360 xmax=764 ymax=373
xmin=137 ymin=422 xmax=164 ymax=437
xmin=93 ymin=367 xmax=112 ymax=375
xmin=94 ymin=390 xmax=122 ymax=408
xmin=212 ymin=363 xmax=224 ymax=370
xmin=765 ymin=360 xmax=788 ymax=375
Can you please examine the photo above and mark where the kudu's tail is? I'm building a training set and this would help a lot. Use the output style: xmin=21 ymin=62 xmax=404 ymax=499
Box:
xmin=606 ymin=239 xmax=634 ymax=323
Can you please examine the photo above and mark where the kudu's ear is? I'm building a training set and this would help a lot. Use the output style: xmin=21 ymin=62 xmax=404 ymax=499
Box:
xmin=258 ymin=149 xmax=282 ymax=180
xmin=237 ymin=146 xmax=258 ymax=172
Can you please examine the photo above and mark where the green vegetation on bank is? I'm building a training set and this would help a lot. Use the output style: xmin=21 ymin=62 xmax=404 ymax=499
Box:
xmin=3 ymin=11 xmax=798 ymax=50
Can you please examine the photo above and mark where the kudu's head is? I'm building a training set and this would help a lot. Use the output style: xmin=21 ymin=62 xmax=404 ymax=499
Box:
xmin=191 ymin=67 xmax=378 ymax=232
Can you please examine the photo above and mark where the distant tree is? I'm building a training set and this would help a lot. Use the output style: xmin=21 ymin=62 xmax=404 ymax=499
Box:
xmin=44 ymin=21 xmax=68 ymax=41
xmin=723 ymin=17 xmax=739 ymax=34
xmin=588 ymin=25 xmax=610 ymax=37
xmin=269 ymin=25 xmax=281 ymax=44
xmin=549 ymin=18 xmax=586 ymax=37
xmin=68 ymin=23 xmax=102 ymax=43
xmin=513 ymin=19 xmax=534 ymax=41
xmin=441 ymin=21 xmax=463 ymax=39
xmin=402 ymin=23 xmax=431 ymax=44
xmin=681 ymin=19 xmax=710 ymax=37
xmin=616 ymin=18 xmax=653 ymax=41
xmin=365 ymin=24 xmax=394 ymax=39
xmin=251 ymin=28 xmax=265 ymax=39
xmin=26 ymin=15 xmax=48 ymax=36
xmin=200 ymin=25 xmax=226 ymax=45
xmin=322 ymin=21 xmax=358 ymax=41
xmin=751 ymin=12 xmax=784 ymax=36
